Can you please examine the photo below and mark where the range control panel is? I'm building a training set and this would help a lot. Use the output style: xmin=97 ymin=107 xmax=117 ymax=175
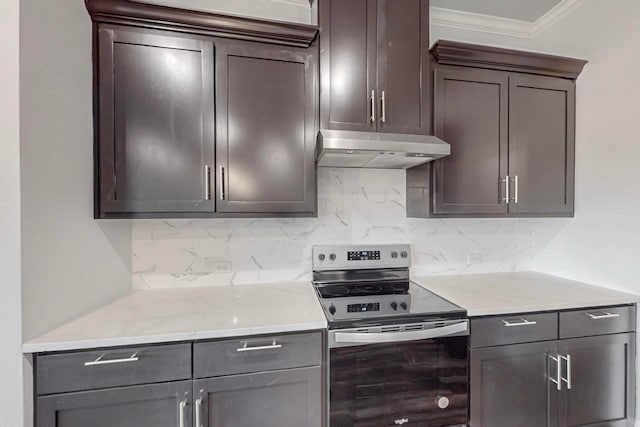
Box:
xmin=312 ymin=244 xmax=411 ymax=271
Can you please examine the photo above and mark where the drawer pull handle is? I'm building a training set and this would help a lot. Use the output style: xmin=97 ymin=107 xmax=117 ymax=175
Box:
xmin=237 ymin=340 xmax=282 ymax=352
xmin=586 ymin=311 xmax=620 ymax=320
xmin=83 ymin=352 xmax=139 ymax=366
xmin=502 ymin=318 xmax=537 ymax=327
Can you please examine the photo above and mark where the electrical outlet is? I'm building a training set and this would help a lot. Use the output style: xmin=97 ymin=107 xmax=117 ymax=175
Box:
xmin=204 ymin=258 xmax=232 ymax=274
xmin=468 ymin=253 xmax=483 ymax=265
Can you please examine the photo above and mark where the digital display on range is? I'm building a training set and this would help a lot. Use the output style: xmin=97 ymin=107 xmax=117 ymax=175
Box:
xmin=347 ymin=303 xmax=380 ymax=313
xmin=347 ymin=250 xmax=381 ymax=261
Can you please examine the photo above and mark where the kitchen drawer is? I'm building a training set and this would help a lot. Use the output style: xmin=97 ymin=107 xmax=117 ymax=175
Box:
xmin=36 ymin=343 xmax=192 ymax=395
xmin=194 ymin=331 xmax=322 ymax=378
xmin=470 ymin=312 xmax=558 ymax=348
xmin=559 ymin=305 xmax=636 ymax=339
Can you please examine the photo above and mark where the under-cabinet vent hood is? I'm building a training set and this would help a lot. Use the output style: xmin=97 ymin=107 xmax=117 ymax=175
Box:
xmin=316 ymin=130 xmax=450 ymax=169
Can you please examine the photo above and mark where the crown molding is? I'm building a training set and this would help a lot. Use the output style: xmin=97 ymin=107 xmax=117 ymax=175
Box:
xmin=431 ymin=0 xmax=586 ymax=40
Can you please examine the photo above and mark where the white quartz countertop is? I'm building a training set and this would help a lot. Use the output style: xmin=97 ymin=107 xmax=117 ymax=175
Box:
xmin=23 ymin=282 xmax=327 ymax=353
xmin=412 ymin=271 xmax=639 ymax=317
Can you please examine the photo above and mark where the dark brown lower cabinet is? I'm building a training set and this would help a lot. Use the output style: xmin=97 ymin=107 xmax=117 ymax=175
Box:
xmin=470 ymin=308 xmax=635 ymax=427
xmin=194 ymin=367 xmax=322 ymax=427
xmin=37 ymin=381 xmax=193 ymax=427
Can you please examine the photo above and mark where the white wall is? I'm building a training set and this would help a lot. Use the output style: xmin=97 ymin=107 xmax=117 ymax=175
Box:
xmin=528 ymin=1 xmax=640 ymax=295
xmin=0 ymin=0 xmax=24 ymax=425
xmin=20 ymin=0 xmax=132 ymax=341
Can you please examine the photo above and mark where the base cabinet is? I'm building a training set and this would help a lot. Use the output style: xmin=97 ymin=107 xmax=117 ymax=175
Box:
xmin=469 ymin=306 xmax=636 ymax=427
xmin=37 ymin=381 xmax=193 ymax=427
xmin=194 ymin=367 xmax=322 ymax=427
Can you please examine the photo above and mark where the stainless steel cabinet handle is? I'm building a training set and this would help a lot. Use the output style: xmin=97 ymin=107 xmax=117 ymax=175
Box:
xmin=236 ymin=340 xmax=282 ymax=352
xmin=502 ymin=318 xmax=537 ymax=327
xmin=549 ymin=355 xmax=562 ymax=391
xmin=195 ymin=398 xmax=203 ymax=427
xmin=586 ymin=311 xmax=620 ymax=320
xmin=511 ymin=175 xmax=519 ymax=203
xmin=502 ymin=175 xmax=510 ymax=204
xmin=178 ymin=400 xmax=187 ymax=427
xmin=561 ymin=354 xmax=572 ymax=389
xmin=380 ymin=90 xmax=386 ymax=124
xmin=204 ymin=165 xmax=211 ymax=201
xmin=219 ymin=166 xmax=225 ymax=201
xmin=370 ymin=90 xmax=376 ymax=123
xmin=84 ymin=352 xmax=139 ymax=367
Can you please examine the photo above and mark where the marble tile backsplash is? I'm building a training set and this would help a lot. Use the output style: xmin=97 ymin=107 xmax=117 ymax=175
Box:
xmin=132 ymin=168 xmax=568 ymax=289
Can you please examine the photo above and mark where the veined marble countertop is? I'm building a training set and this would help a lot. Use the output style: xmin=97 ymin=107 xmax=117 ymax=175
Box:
xmin=23 ymin=282 xmax=327 ymax=353
xmin=412 ymin=271 xmax=639 ymax=317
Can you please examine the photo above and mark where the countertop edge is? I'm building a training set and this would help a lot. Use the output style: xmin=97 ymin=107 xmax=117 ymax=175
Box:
xmin=466 ymin=298 xmax=639 ymax=317
xmin=22 ymin=320 xmax=328 ymax=354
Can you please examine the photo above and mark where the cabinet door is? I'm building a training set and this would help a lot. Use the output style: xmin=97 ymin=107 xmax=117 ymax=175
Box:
xmin=194 ymin=367 xmax=322 ymax=427
xmin=508 ymin=74 xmax=575 ymax=215
xmin=376 ymin=0 xmax=430 ymax=134
xmin=37 ymin=381 xmax=192 ymax=427
xmin=432 ymin=67 xmax=509 ymax=215
xmin=319 ymin=0 xmax=377 ymax=131
xmin=470 ymin=341 xmax=557 ymax=427
xmin=558 ymin=334 xmax=635 ymax=427
xmin=97 ymin=25 xmax=215 ymax=216
xmin=215 ymin=40 xmax=317 ymax=214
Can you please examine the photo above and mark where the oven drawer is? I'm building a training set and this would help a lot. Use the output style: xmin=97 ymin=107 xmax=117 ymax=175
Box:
xmin=36 ymin=343 xmax=192 ymax=395
xmin=194 ymin=331 xmax=322 ymax=378
xmin=559 ymin=305 xmax=636 ymax=339
xmin=470 ymin=312 xmax=558 ymax=348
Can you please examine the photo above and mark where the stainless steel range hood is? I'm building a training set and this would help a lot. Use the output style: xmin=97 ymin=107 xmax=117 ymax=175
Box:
xmin=316 ymin=130 xmax=450 ymax=169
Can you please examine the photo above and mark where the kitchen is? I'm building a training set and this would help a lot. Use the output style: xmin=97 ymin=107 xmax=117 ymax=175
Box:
xmin=2 ymin=0 xmax=640 ymax=426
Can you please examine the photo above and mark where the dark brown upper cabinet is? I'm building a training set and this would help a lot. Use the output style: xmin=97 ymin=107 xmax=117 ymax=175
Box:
xmin=87 ymin=0 xmax=318 ymax=218
xmin=97 ymin=25 xmax=216 ymax=216
xmin=319 ymin=0 xmax=431 ymax=134
xmin=407 ymin=41 xmax=586 ymax=218
xmin=214 ymin=39 xmax=317 ymax=214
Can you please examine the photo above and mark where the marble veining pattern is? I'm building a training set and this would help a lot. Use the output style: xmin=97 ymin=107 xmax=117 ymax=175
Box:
xmin=132 ymin=168 xmax=568 ymax=289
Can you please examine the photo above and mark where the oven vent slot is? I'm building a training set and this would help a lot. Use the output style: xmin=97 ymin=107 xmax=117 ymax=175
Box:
xmin=403 ymin=324 xmax=426 ymax=331
xmin=381 ymin=326 xmax=402 ymax=333
xmin=356 ymin=328 xmax=370 ymax=333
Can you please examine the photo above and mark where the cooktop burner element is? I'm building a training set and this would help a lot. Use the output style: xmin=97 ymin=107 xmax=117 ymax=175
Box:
xmin=312 ymin=244 xmax=466 ymax=327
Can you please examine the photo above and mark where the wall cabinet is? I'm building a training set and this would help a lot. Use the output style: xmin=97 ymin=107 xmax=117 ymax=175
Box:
xmin=34 ymin=332 xmax=323 ymax=427
xmin=88 ymin=1 xmax=318 ymax=218
xmin=470 ymin=305 xmax=636 ymax=427
xmin=319 ymin=0 xmax=431 ymax=134
xmin=407 ymin=40 xmax=587 ymax=218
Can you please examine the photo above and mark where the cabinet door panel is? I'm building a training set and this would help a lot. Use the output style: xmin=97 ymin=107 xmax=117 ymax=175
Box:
xmin=433 ymin=67 xmax=509 ymax=215
xmin=376 ymin=0 xmax=430 ymax=134
xmin=508 ymin=75 xmax=575 ymax=215
xmin=215 ymin=40 xmax=316 ymax=213
xmin=470 ymin=341 xmax=557 ymax=427
xmin=194 ymin=367 xmax=322 ymax=427
xmin=558 ymin=334 xmax=635 ymax=427
xmin=320 ymin=0 xmax=377 ymax=131
xmin=37 ymin=381 xmax=192 ymax=427
xmin=98 ymin=25 xmax=215 ymax=215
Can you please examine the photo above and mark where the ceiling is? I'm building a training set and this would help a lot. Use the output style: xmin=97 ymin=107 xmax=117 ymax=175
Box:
xmin=430 ymin=0 xmax=564 ymax=22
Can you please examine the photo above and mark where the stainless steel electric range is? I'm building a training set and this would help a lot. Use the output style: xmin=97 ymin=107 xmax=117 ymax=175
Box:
xmin=312 ymin=244 xmax=469 ymax=427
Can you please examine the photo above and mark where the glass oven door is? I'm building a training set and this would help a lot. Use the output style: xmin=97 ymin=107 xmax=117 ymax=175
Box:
xmin=328 ymin=320 xmax=468 ymax=427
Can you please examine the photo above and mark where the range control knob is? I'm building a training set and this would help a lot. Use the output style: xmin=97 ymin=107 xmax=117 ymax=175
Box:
xmin=391 ymin=302 xmax=398 ymax=311
xmin=391 ymin=251 xmax=398 ymax=259
xmin=329 ymin=253 xmax=336 ymax=261
xmin=328 ymin=305 xmax=336 ymax=315
xmin=318 ymin=253 xmax=326 ymax=261
xmin=400 ymin=251 xmax=408 ymax=259
xmin=437 ymin=396 xmax=450 ymax=409
xmin=400 ymin=302 xmax=408 ymax=310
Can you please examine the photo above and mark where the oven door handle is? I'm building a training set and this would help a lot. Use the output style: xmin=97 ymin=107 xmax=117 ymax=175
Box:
xmin=333 ymin=321 xmax=468 ymax=345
